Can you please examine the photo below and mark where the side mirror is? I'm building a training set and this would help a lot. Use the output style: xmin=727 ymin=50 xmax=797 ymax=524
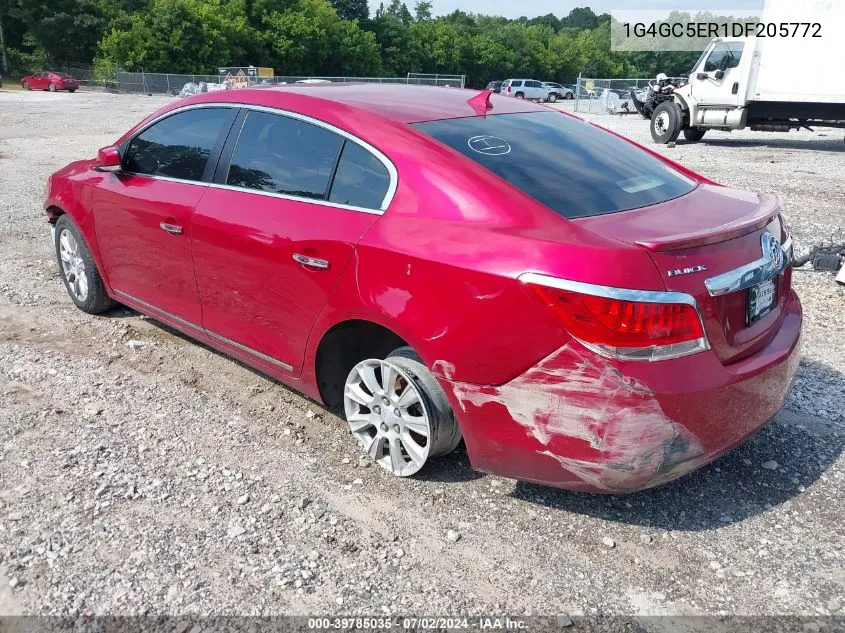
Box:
xmin=714 ymin=69 xmax=725 ymax=80
xmin=696 ymin=72 xmax=709 ymax=80
xmin=94 ymin=146 xmax=121 ymax=172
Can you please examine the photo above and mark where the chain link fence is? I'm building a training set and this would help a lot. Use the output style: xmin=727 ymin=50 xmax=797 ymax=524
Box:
xmin=574 ymin=76 xmax=656 ymax=115
xmin=56 ymin=65 xmax=465 ymax=96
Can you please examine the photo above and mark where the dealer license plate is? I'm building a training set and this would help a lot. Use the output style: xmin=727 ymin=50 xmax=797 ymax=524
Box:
xmin=747 ymin=277 xmax=777 ymax=325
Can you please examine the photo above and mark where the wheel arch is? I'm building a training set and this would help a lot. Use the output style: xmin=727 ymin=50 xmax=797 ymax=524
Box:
xmin=313 ymin=317 xmax=412 ymax=410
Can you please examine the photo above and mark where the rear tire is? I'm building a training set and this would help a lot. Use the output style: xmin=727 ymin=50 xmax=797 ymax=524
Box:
xmin=23 ymin=81 xmax=30 ymax=90
xmin=342 ymin=346 xmax=461 ymax=477
xmin=68 ymin=88 xmax=77 ymax=93
xmin=515 ymin=92 xmax=524 ymax=99
xmin=650 ymin=101 xmax=683 ymax=144
xmin=547 ymin=92 xmax=558 ymax=103
xmin=54 ymin=215 xmax=116 ymax=314
xmin=683 ymin=127 xmax=706 ymax=142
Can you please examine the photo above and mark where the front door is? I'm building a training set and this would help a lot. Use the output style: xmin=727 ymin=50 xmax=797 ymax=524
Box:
xmin=93 ymin=107 xmax=235 ymax=325
xmin=191 ymin=109 xmax=393 ymax=373
xmin=690 ymin=41 xmax=746 ymax=106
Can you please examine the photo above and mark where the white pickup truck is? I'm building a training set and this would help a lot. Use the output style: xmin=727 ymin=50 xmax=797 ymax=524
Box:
xmin=650 ymin=2 xmax=845 ymax=143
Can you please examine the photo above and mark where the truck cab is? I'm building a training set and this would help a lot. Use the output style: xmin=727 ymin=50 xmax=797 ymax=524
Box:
xmin=652 ymin=26 xmax=845 ymax=144
xmin=670 ymin=37 xmax=754 ymax=136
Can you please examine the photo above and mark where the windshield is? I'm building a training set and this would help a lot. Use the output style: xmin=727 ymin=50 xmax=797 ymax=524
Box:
xmin=414 ymin=111 xmax=696 ymax=219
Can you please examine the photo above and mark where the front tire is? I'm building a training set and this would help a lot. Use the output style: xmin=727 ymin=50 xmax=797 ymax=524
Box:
xmin=54 ymin=215 xmax=115 ymax=314
xmin=343 ymin=347 xmax=461 ymax=477
xmin=683 ymin=127 xmax=707 ymax=142
xmin=48 ymin=82 xmax=56 ymax=92
xmin=23 ymin=81 xmax=30 ymax=90
xmin=650 ymin=101 xmax=683 ymax=144
xmin=68 ymin=88 xmax=77 ymax=93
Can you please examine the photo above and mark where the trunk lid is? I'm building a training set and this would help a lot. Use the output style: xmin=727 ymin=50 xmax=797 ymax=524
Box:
xmin=575 ymin=185 xmax=791 ymax=364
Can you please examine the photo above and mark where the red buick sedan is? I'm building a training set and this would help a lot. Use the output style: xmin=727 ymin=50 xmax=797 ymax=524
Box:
xmin=22 ymin=71 xmax=79 ymax=92
xmin=43 ymin=84 xmax=801 ymax=492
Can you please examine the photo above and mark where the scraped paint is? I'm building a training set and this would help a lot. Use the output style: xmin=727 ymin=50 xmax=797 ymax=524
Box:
xmin=448 ymin=344 xmax=705 ymax=491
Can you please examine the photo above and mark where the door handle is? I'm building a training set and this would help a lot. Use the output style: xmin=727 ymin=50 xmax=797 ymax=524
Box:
xmin=293 ymin=253 xmax=329 ymax=269
xmin=159 ymin=222 xmax=183 ymax=235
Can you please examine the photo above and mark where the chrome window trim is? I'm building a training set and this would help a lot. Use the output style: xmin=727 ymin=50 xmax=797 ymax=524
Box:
xmin=206 ymin=182 xmax=384 ymax=215
xmin=206 ymin=330 xmax=294 ymax=372
xmin=704 ymin=233 xmax=792 ymax=297
xmin=114 ymin=289 xmax=294 ymax=372
xmin=122 ymin=102 xmax=397 ymax=215
xmin=120 ymin=172 xmax=210 ymax=187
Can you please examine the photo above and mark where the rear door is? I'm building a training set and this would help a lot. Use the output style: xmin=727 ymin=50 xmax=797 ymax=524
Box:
xmin=526 ymin=80 xmax=543 ymax=99
xmin=93 ymin=106 xmax=236 ymax=325
xmin=191 ymin=108 xmax=393 ymax=374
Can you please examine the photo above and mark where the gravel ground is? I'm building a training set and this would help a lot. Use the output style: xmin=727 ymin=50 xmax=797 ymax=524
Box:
xmin=0 ymin=89 xmax=843 ymax=619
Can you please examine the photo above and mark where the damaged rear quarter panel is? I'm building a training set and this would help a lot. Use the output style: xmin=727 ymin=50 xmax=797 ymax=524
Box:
xmin=446 ymin=343 xmax=707 ymax=492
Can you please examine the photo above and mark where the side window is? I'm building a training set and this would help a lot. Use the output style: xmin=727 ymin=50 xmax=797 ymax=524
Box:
xmin=226 ymin=111 xmax=342 ymax=199
xmin=703 ymin=44 xmax=729 ymax=72
xmin=124 ymin=108 xmax=231 ymax=181
xmin=528 ymin=80 xmax=541 ymax=88
xmin=725 ymin=42 xmax=744 ymax=69
xmin=328 ymin=142 xmax=391 ymax=210
xmin=512 ymin=81 xmax=522 ymax=87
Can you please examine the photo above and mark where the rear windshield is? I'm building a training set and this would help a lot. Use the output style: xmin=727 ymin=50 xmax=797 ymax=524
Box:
xmin=414 ymin=111 xmax=696 ymax=219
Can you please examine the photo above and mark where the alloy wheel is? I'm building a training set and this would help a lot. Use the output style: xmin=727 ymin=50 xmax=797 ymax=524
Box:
xmin=343 ymin=358 xmax=432 ymax=477
xmin=58 ymin=229 xmax=89 ymax=302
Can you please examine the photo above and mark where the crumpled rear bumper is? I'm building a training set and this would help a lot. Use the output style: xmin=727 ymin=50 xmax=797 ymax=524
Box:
xmin=438 ymin=290 xmax=802 ymax=493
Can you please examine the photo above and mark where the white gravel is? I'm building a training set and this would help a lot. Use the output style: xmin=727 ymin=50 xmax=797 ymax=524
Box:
xmin=0 ymin=89 xmax=843 ymax=618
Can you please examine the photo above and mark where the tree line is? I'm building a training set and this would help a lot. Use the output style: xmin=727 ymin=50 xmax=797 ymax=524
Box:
xmin=0 ymin=0 xmax=700 ymax=86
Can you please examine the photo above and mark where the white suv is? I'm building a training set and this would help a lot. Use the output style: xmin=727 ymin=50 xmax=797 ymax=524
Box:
xmin=501 ymin=79 xmax=550 ymax=101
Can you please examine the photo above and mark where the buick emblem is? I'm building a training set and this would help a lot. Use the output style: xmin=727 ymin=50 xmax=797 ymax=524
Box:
xmin=762 ymin=232 xmax=783 ymax=271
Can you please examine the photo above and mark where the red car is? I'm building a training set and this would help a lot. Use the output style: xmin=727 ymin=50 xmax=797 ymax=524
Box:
xmin=43 ymin=85 xmax=801 ymax=493
xmin=22 ymin=71 xmax=79 ymax=92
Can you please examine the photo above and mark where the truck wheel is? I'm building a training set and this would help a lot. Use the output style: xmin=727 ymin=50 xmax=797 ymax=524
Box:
xmin=683 ymin=127 xmax=706 ymax=142
xmin=650 ymin=102 xmax=683 ymax=144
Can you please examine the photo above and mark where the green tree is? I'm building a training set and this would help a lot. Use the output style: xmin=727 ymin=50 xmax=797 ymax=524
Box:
xmin=328 ymin=0 xmax=368 ymax=23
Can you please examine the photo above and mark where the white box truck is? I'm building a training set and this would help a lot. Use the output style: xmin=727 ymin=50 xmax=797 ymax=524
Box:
xmin=649 ymin=0 xmax=845 ymax=143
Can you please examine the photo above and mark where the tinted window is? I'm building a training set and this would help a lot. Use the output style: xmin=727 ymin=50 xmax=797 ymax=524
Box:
xmin=414 ymin=111 xmax=696 ymax=219
xmin=329 ymin=142 xmax=391 ymax=209
xmin=511 ymin=81 xmax=522 ymax=87
xmin=227 ymin=111 xmax=342 ymax=199
xmin=527 ymin=80 xmax=541 ymax=88
xmin=124 ymin=108 xmax=231 ymax=181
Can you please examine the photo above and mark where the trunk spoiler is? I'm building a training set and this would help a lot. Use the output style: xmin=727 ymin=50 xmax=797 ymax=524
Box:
xmin=635 ymin=192 xmax=781 ymax=252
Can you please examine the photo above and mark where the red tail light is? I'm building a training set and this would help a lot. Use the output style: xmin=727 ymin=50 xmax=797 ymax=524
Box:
xmin=507 ymin=85 xmax=511 ymax=93
xmin=521 ymin=274 xmax=708 ymax=361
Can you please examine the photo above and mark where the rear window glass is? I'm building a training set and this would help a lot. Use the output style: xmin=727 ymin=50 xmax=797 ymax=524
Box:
xmin=329 ymin=141 xmax=391 ymax=209
xmin=414 ymin=111 xmax=696 ymax=219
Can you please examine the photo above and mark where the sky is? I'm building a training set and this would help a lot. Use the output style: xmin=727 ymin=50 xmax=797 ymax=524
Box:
xmin=369 ymin=0 xmax=765 ymax=20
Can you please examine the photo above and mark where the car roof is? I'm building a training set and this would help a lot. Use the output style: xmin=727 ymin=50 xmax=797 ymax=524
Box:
xmin=197 ymin=83 xmax=547 ymax=124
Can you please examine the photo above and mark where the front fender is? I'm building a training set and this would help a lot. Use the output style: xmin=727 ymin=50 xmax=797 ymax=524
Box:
xmin=45 ymin=165 xmax=112 ymax=292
